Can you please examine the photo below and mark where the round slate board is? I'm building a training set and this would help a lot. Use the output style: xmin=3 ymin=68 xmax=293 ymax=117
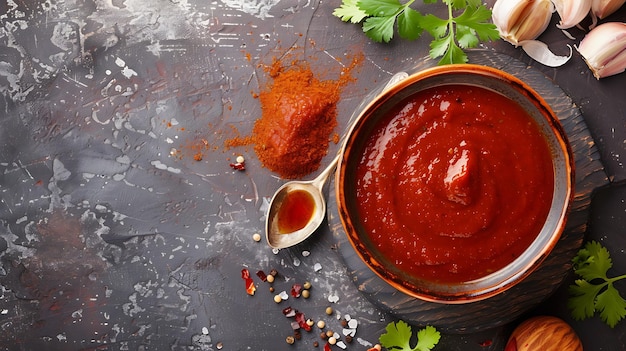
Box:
xmin=327 ymin=49 xmax=609 ymax=334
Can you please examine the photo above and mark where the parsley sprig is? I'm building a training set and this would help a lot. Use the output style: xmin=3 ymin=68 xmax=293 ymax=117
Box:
xmin=379 ymin=321 xmax=441 ymax=351
xmin=333 ymin=0 xmax=499 ymax=65
xmin=568 ymin=240 xmax=626 ymax=328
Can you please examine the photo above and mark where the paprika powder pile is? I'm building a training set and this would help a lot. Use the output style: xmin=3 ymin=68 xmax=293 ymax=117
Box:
xmin=232 ymin=53 xmax=361 ymax=179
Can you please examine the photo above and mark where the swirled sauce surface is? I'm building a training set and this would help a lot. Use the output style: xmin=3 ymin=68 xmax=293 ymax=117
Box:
xmin=355 ymin=84 xmax=554 ymax=283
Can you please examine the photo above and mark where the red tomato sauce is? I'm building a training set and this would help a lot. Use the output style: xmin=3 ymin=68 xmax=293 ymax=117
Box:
xmin=355 ymin=84 xmax=554 ymax=284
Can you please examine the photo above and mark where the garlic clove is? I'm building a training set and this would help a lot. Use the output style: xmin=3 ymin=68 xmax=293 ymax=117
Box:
xmin=521 ymin=40 xmax=572 ymax=67
xmin=553 ymin=0 xmax=592 ymax=29
xmin=492 ymin=0 xmax=554 ymax=46
xmin=578 ymin=22 xmax=626 ymax=79
xmin=591 ymin=0 xmax=626 ymax=19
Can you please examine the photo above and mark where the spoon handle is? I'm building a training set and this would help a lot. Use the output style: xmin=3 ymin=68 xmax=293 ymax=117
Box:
xmin=311 ymin=152 xmax=340 ymax=189
xmin=311 ymin=71 xmax=409 ymax=189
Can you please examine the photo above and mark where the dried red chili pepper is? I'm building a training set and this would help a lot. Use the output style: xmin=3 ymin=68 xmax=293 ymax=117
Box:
xmin=256 ymin=270 xmax=267 ymax=282
xmin=295 ymin=311 xmax=311 ymax=332
xmin=241 ymin=268 xmax=255 ymax=295
xmin=229 ymin=162 xmax=245 ymax=171
xmin=291 ymin=283 xmax=303 ymax=298
xmin=324 ymin=342 xmax=332 ymax=351
xmin=245 ymin=279 xmax=256 ymax=295
xmin=282 ymin=307 xmax=296 ymax=317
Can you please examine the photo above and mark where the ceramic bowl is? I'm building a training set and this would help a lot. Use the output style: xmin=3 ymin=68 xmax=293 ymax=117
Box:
xmin=335 ymin=64 xmax=575 ymax=303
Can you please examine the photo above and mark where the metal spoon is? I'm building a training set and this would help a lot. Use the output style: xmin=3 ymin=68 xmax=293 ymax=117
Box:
xmin=265 ymin=152 xmax=339 ymax=249
xmin=265 ymin=71 xmax=409 ymax=249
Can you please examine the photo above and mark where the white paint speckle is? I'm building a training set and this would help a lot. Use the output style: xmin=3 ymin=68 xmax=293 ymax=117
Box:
xmin=115 ymin=57 xmax=126 ymax=67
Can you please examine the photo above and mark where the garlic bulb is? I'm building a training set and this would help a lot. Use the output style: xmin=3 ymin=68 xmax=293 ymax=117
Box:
xmin=492 ymin=0 xmax=554 ymax=46
xmin=592 ymin=0 xmax=626 ymax=19
xmin=578 ymin=22 xmax=626 ymax=79
xmin=553 ymin=0 xmax=592 ymax=29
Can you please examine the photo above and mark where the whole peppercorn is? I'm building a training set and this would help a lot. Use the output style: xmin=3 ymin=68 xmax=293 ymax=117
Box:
xmin=320 ymin=332 xmax=327 ymax=340
xmin=313 ymin=341 xmax=319 ymax=347
xmin=294 ymin=330 xmax=302 ymax=340
xmin=303 ymin=281 xmax=312 ymax=289
xmin=270 ymin=268 xmax=278 ymax=276
xmin=286 ymin=336 xmax=295 ymax=345
xmin=340 ymin=319 xmax=348 ymax=328
xmin=345 ymin=335 xmax=353 ymax=343
xmin=325 ymin=307 xmax=333 ymax=315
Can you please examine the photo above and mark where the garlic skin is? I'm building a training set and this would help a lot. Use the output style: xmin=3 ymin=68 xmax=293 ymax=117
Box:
xmin=591 ymin=0 xmax=626 ymax=19
xmin=492 ymin=0 xmax=554 ymax=46
xmin=578 ymin=22 xmax=626 ymax=79
xmin=552 ymin=0 xmax=592 ymax=29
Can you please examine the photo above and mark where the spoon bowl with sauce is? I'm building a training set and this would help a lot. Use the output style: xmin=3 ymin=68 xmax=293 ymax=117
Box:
xmin=265 ymin=153 xmax=338 ymax=249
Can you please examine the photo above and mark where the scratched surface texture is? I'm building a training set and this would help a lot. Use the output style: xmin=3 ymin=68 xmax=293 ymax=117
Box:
xmin=1 ymin=0 xmax=626 ymax=350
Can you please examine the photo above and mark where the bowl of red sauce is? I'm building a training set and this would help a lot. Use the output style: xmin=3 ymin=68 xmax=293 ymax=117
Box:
xmin=336 ymin=64 xmax=574 ymax=303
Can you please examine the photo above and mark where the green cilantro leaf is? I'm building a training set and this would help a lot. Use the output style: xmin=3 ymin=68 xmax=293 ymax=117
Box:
xmin=380 ymin=320 xmax=413 ymax=350
xmin=568 ymin=279 xmax=606 ymax=320
xmin=397 ymin=7 xmax=423 ymax=40
xmin=574 ymin=240 xmax=613 ymax=281
xmin=454 ymin=5 xmax=500 ymax=42
xmin=363 ymin=15 xmax=398 ymax=43
xmin=568 ymin=240 xmax=626 ymax=328
xmin=358 ymin=0 xmax=424 ymax=43
xmin=596 ymin=284 xmax=626 ymax=327
xmin=379 ymin=321 xmax=440 ymax=351
xmin=333 ymin=0 xmax=369 ymax=24
xmin=438 ymin=37 xmax=467 ymax=65
xmin=415 ymin=325 xmax=441 ymax=351
xmin=420 ymin=13 xmax=448 ymax=39
xmin=456 ymin=24 xmax=479 ymax=49
xmin=358 ymin=0 xmax=404 ymax=17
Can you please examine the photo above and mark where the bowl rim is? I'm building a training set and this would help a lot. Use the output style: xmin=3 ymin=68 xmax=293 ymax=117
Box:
xmin=335 ymin=64 xmax=575 ymax=304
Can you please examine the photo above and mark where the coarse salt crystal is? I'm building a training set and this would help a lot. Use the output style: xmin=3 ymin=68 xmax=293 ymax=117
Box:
xmin=313 ymin=263 xmax=322 ymax=272
xmin=302 ymin=250 xmax=310 ymax=257
xmin=202 ymin=327 xmax=209 ymax=335
xmin=337 ymin=341 xmax=347 ymax=349
xmin=348 ymin=319 xmax=358 ymax=329
xmin=343 ymin=328 xmax=356 ymax=337
xmin=279 ymin=291 xmax=289 ymax=300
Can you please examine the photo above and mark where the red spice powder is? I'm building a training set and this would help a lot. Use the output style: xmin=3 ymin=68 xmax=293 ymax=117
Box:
xmin=236 ymin=54 xmax=361 ymax=179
